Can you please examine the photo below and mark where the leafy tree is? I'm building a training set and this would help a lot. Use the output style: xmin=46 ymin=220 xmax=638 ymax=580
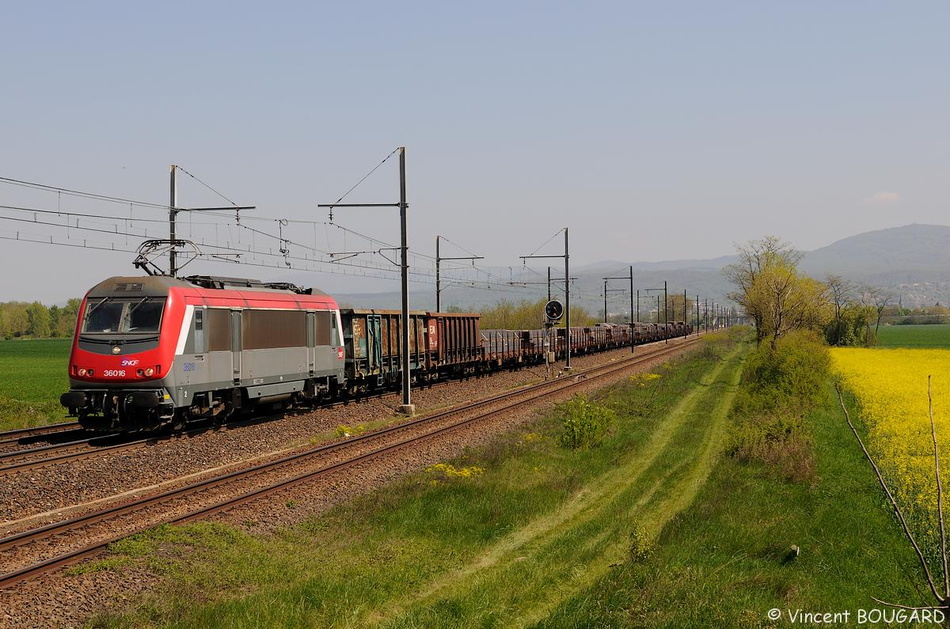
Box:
xmin=820 ymin=279 xmax=890 ymax=346
xmin=724 ymin=236 xmax=831 ymax=346
xmin=824 ymin=302 xmax=873 ymax=346
xmin=0 ymin=303 xmax=29 ymax=339
xmin=26 ymin=301 xmax=51 ymax=338
xmin=781 ymin=275 xmax=830 ymax=334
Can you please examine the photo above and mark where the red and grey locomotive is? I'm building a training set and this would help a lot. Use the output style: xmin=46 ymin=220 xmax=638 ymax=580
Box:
xmin=60 ymin=275 xmax=345 ymax=432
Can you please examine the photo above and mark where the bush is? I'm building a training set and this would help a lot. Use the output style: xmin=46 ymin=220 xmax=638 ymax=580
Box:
xmin=557 ymin=395 xmax=617 ymax=449
xmin=729 ymin=411 xmax=816 ymax=484
xmin=738 ymin=329 xmax=830 ymax=415
xmin=729 ymin=329 xmax=829 ymax=484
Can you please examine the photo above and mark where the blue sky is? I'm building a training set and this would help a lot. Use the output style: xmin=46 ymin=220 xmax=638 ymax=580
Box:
xmin=1 ymin=1 xmax=947 ymax=303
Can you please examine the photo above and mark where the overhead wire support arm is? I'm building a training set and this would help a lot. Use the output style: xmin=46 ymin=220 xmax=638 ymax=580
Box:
xmin=175 ymin=206 xmax=256 ymax=212
xmin=317 ymin=146 xmax=413 ymax=414
xmin=318 ymin=203 xmax=403 ymax=208
xmin=167 ymin=204 xmax=256 ymax=277
xmin=327 ymin=247 xmax=401 ymax=263
xmin=435 ymin=235 xmax=484 ymax=311
xmin=168 ymin=164 xmax=256 ymax=278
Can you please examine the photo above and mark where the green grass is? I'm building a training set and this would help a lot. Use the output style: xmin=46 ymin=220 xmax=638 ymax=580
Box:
xmin=0 ymin=338 xmax=71 ymax=430
xmin=534 ymin=383 xmax=928 ymax=627
xmin=84 ymin=332 xmax=746 ymax=628
xmin=876 ymin=324 xmax=950 ymax=348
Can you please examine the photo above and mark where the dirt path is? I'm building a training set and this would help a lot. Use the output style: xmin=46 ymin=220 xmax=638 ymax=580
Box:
xmin=372 ymin=344 xmax=746 ymax=627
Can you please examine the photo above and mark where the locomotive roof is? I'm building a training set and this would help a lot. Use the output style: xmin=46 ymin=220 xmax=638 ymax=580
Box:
xmin=86 ymin=275 xmax=327 ymax=298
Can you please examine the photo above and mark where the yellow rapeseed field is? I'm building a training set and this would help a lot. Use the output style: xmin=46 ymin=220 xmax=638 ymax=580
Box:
xmin=832 ymin=348 xmax=950 ymax=529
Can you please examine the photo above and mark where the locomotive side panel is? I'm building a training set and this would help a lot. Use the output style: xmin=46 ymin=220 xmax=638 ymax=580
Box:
xmin=165 ymin=304 xmax=240 ymax=415
xmin=240 ymin=309 xmax=309 ymax=382
xmin=312 ymin=310 xmax=343 ymax=376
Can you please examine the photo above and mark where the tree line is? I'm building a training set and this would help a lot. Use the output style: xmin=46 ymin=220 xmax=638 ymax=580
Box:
xmin=0 ymin=299 xmax=82 ymax=340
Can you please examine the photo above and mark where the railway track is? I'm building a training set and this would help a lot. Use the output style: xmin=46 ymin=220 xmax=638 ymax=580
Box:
xmin=0 ymin=432 xmax=146 ymax=477
xmin=0 ymin=340 xmax=676 ymax=474
xmin=0 ymin=422 xmax=84 ymax=451
xmin=0 ymin=336 xmax=699 ymax=589
xmin=0 ymin=410 xmax=311 ymax=477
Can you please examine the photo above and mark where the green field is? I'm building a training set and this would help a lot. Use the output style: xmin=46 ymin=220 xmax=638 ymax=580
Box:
xmin=876 ymin=324 xmax=950 ymax=348
xmin=0 ymin=338 xmax=71 ymax=430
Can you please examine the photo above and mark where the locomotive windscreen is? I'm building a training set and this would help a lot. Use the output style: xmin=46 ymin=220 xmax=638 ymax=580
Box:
xmin=81 ymin=297 xmax=166 ymax=334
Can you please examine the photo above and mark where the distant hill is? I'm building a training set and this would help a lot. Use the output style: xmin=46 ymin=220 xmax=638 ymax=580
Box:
xmin=799 ymin=224 xmax=950 ymax=279
xmin=799 ymin=224 xmax=950 ymax=308
xmin=332 ymin=224 xmax=950 ymax=314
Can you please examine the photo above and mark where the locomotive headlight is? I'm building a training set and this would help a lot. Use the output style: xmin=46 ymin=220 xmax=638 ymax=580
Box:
xmin=136 ymin=369 xmax=145 ymax=377
xmin=144 ymin=367 xmax=155 ymax=377
xmin=77 ymin=368 xmax=88 ymax=377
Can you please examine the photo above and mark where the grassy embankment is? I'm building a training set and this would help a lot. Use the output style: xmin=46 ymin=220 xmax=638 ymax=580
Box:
xmin=75 ymin=329 xmax=926 ymax=626
xmin=547 ymin=332 xmax=929 ymax=627
xmin=0 ymin=338 xmax=70 ymax=430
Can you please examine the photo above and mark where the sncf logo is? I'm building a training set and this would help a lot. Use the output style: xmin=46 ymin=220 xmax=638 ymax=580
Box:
xmin=120 ymin=359 xmax=140 ymax=367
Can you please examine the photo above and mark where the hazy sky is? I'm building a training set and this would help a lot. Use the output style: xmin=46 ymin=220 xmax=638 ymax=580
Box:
xmin=2 ymin=1 xmax=947 ymax=304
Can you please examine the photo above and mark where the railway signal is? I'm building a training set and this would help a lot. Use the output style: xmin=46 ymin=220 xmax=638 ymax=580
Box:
xmin=521 ymin=228 xmax=571 ymax=370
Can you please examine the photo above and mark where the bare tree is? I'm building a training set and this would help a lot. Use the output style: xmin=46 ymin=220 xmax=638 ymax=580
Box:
xmin=861 ymin=285 xmax=894 ymax=341
xmin=825 ymin=275 xmax=853 ymax=346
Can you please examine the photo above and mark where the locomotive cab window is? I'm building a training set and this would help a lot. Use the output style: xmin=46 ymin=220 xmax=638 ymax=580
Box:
xmin=81 ymin=297 xmax=166 ymax=334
